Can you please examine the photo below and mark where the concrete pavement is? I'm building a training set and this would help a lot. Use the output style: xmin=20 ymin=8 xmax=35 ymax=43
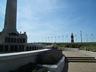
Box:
xmin=63 ymin=51 xmax=96 ymax=72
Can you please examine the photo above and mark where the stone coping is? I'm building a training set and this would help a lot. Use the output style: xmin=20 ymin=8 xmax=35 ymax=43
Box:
xmin=0 ymin=49 xmax=50 ymax=60
xmin=42 ymin=56 xmax=65 ymax=68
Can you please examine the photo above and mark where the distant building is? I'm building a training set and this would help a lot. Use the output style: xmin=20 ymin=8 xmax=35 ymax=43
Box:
xmin=71 ymin=33 xmax=74 ymax=43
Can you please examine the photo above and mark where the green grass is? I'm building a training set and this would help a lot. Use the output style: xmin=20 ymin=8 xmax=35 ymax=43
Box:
xmin=32 ymin=42 xmax=96 ymax=48
xmin=55 ymin=42 xmax=96 ymax=45
xmin=80 ymin=46 xmax=96 ymax=52
xmin=32 ymin=42 xmax=96 ymax=45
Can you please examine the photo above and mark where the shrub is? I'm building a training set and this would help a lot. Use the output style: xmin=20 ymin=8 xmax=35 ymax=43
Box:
xmin=10 ymin=63 xmax=48 ymax=72
xmin=36 ymin=49 xmax=63 ymax=65
xmin=52 ymin=46 xmax=58 ymax=49
xmin=32 ymin=68 xmax=48 ymax=72
xmin=58 ymin=47 xmax=63 ymax=51
xmin=64 ymin=44 xmax=81 ymax=48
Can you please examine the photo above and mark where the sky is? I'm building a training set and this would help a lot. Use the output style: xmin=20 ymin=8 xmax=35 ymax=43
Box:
xmin=0 ymin=0 xmax=96 ymax=43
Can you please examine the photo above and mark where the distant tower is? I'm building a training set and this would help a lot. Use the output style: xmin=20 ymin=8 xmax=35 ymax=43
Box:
xmin=71 ymin=33 xmax=74 ymax=43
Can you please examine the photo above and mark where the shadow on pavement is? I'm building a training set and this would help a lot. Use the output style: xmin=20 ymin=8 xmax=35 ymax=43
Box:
xmin=62 ymin=62 xmax=68 ymax=72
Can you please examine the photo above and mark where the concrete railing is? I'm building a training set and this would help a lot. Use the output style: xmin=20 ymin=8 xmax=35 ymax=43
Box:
xmin=40 ymin=56 xmax=65 ymax=72
xmin=0 ymin=49 xmax=49 ymax=72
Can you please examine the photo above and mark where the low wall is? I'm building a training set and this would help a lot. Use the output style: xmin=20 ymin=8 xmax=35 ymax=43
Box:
xmin=79 ymin=50 xmax=96 ymax=59
xmin=0 ymin=49 xmax=49 ymax=72
xmin=60 ymin=47 xmax=79 ymax=51
xmin=39 ymin=56 xmax=65 ymax=72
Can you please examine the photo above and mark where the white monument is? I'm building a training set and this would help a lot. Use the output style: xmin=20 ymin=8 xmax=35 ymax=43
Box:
xmin=0 ymin=0 xmax=44 ymax=52
xmin=0 ymin=0 xmax=27 ymax=52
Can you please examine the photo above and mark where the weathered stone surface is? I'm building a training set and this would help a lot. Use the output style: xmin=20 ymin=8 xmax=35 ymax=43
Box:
xmin=0 ymin=49 xmax=49 ymax=72
xmin=4 ymin=0 xmax=17 ymax=33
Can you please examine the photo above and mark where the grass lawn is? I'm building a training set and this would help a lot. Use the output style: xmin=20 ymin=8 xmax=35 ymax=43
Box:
xmin=80 ymin=46 xmax=96 ymax=52
xmin=32 ymin=42 xmax=96 ymax=46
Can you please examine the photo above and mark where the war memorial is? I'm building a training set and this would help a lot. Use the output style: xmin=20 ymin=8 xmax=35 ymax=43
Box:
xmin=0 ymin=0 xmax=43 ymax=52
xmin=0 ymin=0 xmax=65 ymax=72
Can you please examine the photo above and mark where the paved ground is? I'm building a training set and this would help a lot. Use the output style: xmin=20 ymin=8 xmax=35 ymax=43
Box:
xmin=67 ymin=63 xmax=96 ymax=72
xmin=63 ymin=51 xmax=90 ymax=57
xmin=63 ymin=51 xmax=96 ymax=72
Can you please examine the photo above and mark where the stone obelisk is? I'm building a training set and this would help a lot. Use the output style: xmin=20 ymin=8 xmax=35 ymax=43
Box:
xmin=3 ymin=0 xmax=17 ymax=33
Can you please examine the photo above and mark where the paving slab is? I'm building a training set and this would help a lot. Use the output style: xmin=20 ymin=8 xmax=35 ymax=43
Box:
xmin=67 ymin=63 xmax=96 ymax=72
xmin=63 ymin=51 xmax=90 ymax=57
xmin=63 ymin=51 xmax=96 ymax=72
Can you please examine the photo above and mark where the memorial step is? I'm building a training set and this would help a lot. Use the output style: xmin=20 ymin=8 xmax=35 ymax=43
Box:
xmin=65 ymin=57 xmax=96 ymax=63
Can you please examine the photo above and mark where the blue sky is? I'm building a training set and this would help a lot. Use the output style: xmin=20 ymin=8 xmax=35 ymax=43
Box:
xmin=0 ymin=0 xmax=96 ymax=42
